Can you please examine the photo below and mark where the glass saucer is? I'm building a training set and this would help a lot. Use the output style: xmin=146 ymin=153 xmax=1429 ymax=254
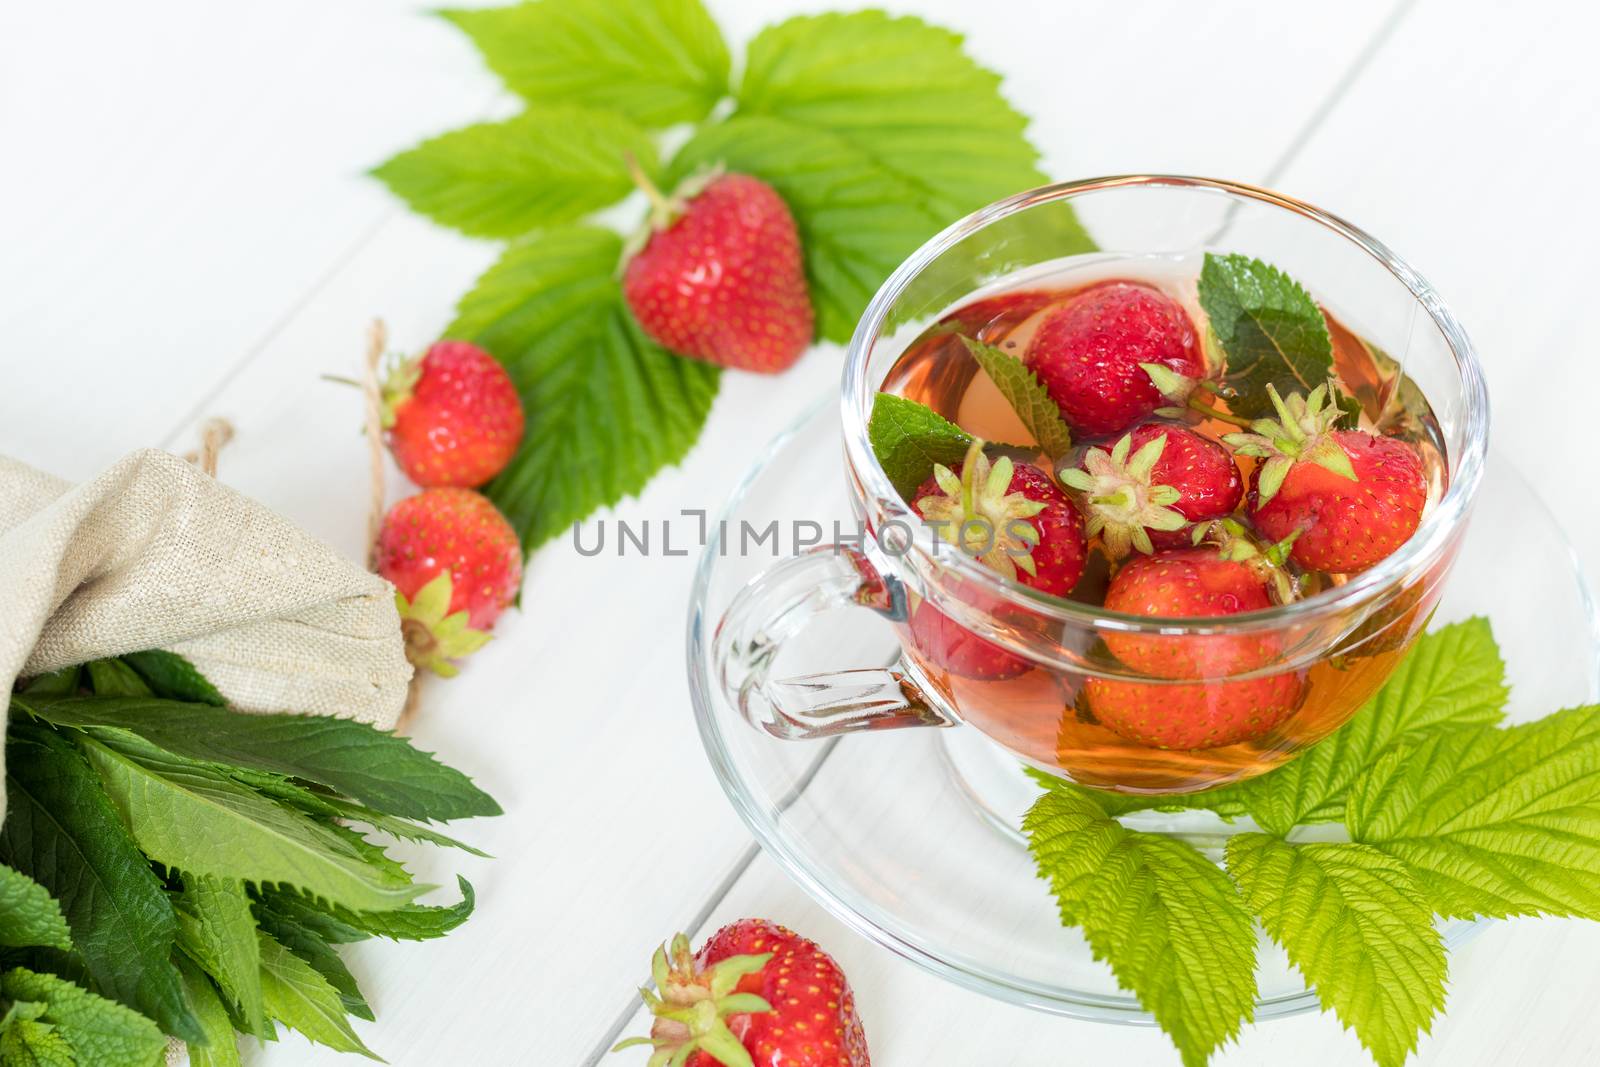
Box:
xmin=685 ymin=396 xmax=1600 ymax=1024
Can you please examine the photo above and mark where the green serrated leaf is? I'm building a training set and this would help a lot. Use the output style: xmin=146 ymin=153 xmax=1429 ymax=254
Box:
xmin=0 ymin=1017 xmax=76 ymax=1067
xmin=14 ymin=694 xmax=499 ymax=821
xmin=1237 ymin=619 xmax=1508 ymax=834
xmin=177 ymin=876 xmax=264 ymax=1036
xmin=175 ymin=954 xmax=242 ymax=1067
xmin=1226 ymin=835 xmax=1447 ymax=1067
xmin=1 ymin=968 xmax=167 ymax=1067
xmin=1349 ymin=705 xmax=1600 ymax=920
xmin=958 ymin=336 xmax=1072 ymax=459
xmin=866 ymin=394 xmax=973 ymax=500
xmin=1198 ymin=253 xmax=1334 ymax=419
xmin=254 ymin=908 xmax=371 ymax=1022
xmin=442 ymin=0 xmax=729 ymax=128
xmin=371 ymin=107 xmax=658 ymax=239
xmin=451 ymin=225 xmax=720 ymax=552
xmin=668 ymin=116 xmax=946 ymax=344
xmin=260 ymin=877 xmax=475 ymax=944
xmin=118 ymin=651 xmax=226 ymax=707
xmin=0 ymin=724 xmax=201 ymax=1043
xmin=76 ymin=732 xmax=421 ymax=915
xmin=0 ymin=866 xmax=72 ymax=952
xmin=82 ymin=661 xmax=151 ymax=699
xmin=258 ymin=932 xmax=381 ymax=1060
xmin=1024 ymin=785 xmax=1256 ymax=1067
xmin=738 ymin=11 xmax=1045 ymax=221
xmin=18 ymin=668 xmax=80 ymax=698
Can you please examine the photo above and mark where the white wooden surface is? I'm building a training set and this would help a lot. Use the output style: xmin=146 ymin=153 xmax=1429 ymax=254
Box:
xmin=5 ymin=1 xmax=1600 ymax=1065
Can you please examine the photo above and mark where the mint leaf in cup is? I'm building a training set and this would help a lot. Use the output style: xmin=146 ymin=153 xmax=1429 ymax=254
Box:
xmin=1198 ymin=252 xmax=1335 ymax=418
xmin=959 ymin=336 xmax=1074 ymax=461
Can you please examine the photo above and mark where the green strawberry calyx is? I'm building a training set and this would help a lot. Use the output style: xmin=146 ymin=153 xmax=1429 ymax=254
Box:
xmin=612 ymin=933 xmax=774 ymax=1067
xmin=915 ymin=438 xmax=1047 ymax=581
xmin=394 ymin=572 xmax=491 ymax=678
xmin=1059 ymin=431 xmax=1187 ymax=558
xmin=1222 ymin=383 xmax=1356 ymax=504
xmin=1191 ymin=517 xmax=1303 ymax=604
xmin=620 ymin=155 xmax=726 ymax=264
xmin=378 ymin=354 xmax=423 ymax=430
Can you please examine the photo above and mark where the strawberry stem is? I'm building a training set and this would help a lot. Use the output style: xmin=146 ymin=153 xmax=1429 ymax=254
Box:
xmin=623 ymin=151 xmax=674 ymax=226
xmin=1187 ymin=395 xmax=1253 ymax=429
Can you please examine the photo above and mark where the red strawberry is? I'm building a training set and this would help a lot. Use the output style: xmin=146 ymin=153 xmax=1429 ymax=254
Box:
xmin=1226 ymin=385 xmax=1427 ymax=573
xmin=1100 ymin=548 xmax=1279 ymax=678
xmin=1085 ymin=672 xmax=1305 ymax=750
xmin=622 ymin=165 xmax=813 ymax=373
xmin=617 ymin=920 xmax=869 ymax=1067
xmin=906 ymin=443 xmax=1086 ymax=680
xmin=906 ymin=599 xmax=1031 ymax=681
xmin=1025 ymin=281 xmax=1205 ymax=437
xmin=382 ymin=340 xmax=524 ymax=488
xmin=1062 ymin=423 xmax=1243 ymax=557
xmin=1090 ymin=547 xmax=1304 ymax=748
xmin=375 ymin=488 xmax=522 ymax=676
xmin=910 ymin=445 xmax=1087 ymax=598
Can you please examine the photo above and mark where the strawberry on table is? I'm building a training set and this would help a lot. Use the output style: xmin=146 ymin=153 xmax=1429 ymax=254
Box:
xmin=382 ymin=340 xmax=524 ymax=488
xmin=617 ymin=919 xmax=869 ymax=1067
xmin=1226 ymin=384 xmax=1427 ymax=572
xmin=1090 ymin=547 xmax=1304 ymax=748
xmin=1061 ymin=423 xmax=1243 ymax=557
xmin=907 ymin=440 xmax=1087 ymax=680
xmin=375 ymin=487 xmax=522 ymax=676
xmin=622 ymin=161 xmax=813 ymax=373
xmin=1025 ymin=280 xmax=1205 ymax=437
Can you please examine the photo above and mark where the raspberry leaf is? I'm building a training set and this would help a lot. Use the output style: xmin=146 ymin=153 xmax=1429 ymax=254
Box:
xmin=441 ymin=0 xmax=730 ymax=129
xmin=1198 ymin=253 xmax=1335 ymax=419
xmin=0 ymin=968 xmax=168 ymax=1067
xmin=370 ymin=107 xmax=658 ymax=240
xmin=1235 ymin=618 xmax=1508 ymax=834
xmin=449 ymin=225 xmax=720 ymax=553
xmin=1024 ymin=784 xmax=1257 ymax=1067
xmin=0 ymin=867 xmax=71 ymax=953
xmin=1225 ymin=836 xmax=1448 ymax=1067
xmin=738 ymin=11 xmax=1046 ymax=221
xmin=0 ymin=724 xmax=202 ymax=1043
xmin=958 ymin=337 xmax=1074 ymax=461
xmin=1347 ymin=705 xmax=1600 ymax=920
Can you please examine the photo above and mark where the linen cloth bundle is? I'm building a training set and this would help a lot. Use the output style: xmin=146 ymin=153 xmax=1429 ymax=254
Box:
xmin=0 ymin=448 xmax=410 ymax=819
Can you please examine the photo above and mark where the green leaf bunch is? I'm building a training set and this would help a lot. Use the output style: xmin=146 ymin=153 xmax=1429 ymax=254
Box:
xmin=2 ymin=651 xmax=497 ymax=1065
xmin=1026 ymin=619 xmax=1600 ymax=1067
xmin=373 ymin=0 xmax=1077 ymax=550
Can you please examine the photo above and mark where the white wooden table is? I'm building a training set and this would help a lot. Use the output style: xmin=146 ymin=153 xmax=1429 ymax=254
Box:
xmin=6 ymin=2 xmax=1600 ymax=1064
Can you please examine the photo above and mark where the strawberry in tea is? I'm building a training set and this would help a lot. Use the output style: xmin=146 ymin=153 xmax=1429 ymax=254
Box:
xmin=873 ymin=251 xmax=1450 ymax=792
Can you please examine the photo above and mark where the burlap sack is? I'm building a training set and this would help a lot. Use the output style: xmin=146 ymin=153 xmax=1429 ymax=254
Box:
xmin=0 ymin=448 xmax=411 ymax=820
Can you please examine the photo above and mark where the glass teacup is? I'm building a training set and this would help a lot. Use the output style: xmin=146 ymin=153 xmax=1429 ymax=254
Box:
xmin=712 ymin=176 xmax=1488 ymax=795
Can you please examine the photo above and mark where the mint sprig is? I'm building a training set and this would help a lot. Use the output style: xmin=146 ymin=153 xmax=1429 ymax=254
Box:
xmin=1197 ymin=252 xmax=1335 ymax=420
xmin=1026 ymin=620 xmax=1600 ymax=1066
xmin=958 ymin=336 xmax=1073 ymax=461
xmin=375 ymin=1 xmax=1079 ymax=551
xmin=4 ymin=651 xmax=496 ymax=1064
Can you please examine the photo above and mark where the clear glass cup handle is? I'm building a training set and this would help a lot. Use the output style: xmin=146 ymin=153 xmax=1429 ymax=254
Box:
xmin=712 ymin=546 xmax=956 ymax=739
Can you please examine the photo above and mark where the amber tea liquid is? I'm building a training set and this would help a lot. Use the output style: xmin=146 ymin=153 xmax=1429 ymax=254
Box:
xmin=880 ymin=253 xmax=1450 ymax=793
